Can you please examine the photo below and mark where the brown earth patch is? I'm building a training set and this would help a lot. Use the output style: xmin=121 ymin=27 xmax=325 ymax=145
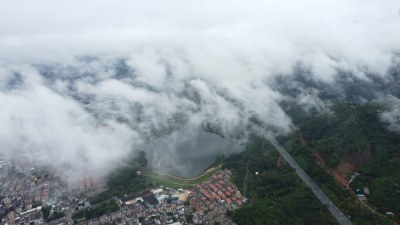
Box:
xmin=331 ymin=148 xmax=372 ymax=187
xmin=297 ymin=133 xmax=370 ymax=188
xmin=331 ymin=172 xmax=348 ymax=187
xmin=314 ymin=150 xmax=326 ymax=167
xmin=332 ymin=162 xmax=355 ymax=187
xmin=276 ymin=155 xmax=282 ymax=168
xmin=299 ymin=133 xmax=307 ymax=145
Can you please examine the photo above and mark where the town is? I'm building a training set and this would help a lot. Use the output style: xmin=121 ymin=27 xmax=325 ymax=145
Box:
xmin=0 ymin=159 xmax=245 ymax=225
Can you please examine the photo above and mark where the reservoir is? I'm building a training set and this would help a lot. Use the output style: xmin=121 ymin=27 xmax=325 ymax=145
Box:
xmin=143 ymin=125 xmax=244 ymax=178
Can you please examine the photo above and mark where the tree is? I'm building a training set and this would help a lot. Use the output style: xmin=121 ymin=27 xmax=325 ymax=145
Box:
xmin=136 ymin=151 xmax=148 ymax=168
xmin=42 ymin=206 xmax=51 ymax=219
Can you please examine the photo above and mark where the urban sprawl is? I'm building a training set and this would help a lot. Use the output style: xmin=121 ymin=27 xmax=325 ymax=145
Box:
xmin=0 ymin=160 xmax=246 ymax=225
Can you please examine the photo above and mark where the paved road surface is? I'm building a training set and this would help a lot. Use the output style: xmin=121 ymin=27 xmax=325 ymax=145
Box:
xmin=248 ymin=122 xmax=353 ymax=225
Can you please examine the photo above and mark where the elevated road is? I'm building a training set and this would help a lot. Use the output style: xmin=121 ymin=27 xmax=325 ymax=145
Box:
xmin=248 ymin=122 xmax=353 ymax=225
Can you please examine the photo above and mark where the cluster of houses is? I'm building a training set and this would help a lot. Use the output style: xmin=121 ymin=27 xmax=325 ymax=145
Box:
xmin=0 ymin=168 xmax=70 ymax=225
xmin=118 ymin=188 xmax=192 ymax=225
xmin=191 ymin=170 xmax=247 ymax=212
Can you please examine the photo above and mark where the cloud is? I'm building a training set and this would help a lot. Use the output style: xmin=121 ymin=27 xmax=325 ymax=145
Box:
xmin=381 ymin=96 xmax=400 ymax=132
xmin=1 ymin=0 xmax=399 ymax=73
xmin=0 ymin=67 xmax=139 ymax=178
xmin=0 ymin=0 xmax=399 ymax=177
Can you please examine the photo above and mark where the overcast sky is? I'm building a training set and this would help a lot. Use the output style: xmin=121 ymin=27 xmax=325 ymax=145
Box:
xmin=0 ymin=0 xmax=399 ymax=179
xmin=1 ymin=0 xmax=399 ymax=74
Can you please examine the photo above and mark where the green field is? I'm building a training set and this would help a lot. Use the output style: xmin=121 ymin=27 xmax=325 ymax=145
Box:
xmin=145 ymin=165 xmax=221 ymax=189
xmin=146 ymin=176 xmax=194 ymax=189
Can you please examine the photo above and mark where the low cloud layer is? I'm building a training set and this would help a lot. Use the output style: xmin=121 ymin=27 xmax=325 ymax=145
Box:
xmin=0 ymin=0 xmax=400 ymax=178
xmin=381 ymin=96 xmax=400 ymax=132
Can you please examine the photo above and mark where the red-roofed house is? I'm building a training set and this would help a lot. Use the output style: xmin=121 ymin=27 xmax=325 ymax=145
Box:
xmin=210 ymin=184 xmax=218 ymax=192
xmin=219 ymin=193 xmax=226 ymax=199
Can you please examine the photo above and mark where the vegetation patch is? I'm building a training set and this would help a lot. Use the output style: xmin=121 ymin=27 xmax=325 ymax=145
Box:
xmin=222 ymin=135 xmax=338 ymax=225
xmin=281 ymin=103 xmax=398 ymax=224
xmin=72 ymin=200 xmax=119 ymax=222
xmin=146 ymin=165 xmax=221 ymax=186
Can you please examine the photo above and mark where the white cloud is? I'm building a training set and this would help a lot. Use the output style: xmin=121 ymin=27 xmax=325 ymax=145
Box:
xmin=0 ymin=0 xmax=398 ymax=76
xmin=381 ymin=96 xmax=400 ymax=132
xmin=0 ymin=69 xmax=139 ymax=178
xmin=0 ymin=0 xmax=399 ymax=177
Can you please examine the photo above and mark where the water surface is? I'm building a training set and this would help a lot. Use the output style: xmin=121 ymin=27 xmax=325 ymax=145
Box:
xmin=143 ymin=125 xmax=243 ymax=178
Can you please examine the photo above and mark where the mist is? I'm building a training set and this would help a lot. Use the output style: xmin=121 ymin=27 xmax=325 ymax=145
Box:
xmin=0 ymin=0 xmax=400 ymax=178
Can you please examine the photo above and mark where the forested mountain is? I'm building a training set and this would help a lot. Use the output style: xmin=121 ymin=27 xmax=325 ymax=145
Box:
xmin=222 ymin=103 xmax=399 ymax=225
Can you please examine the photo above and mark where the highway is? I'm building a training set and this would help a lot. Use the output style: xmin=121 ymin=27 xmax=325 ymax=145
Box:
xmin=248 ymin=122 xmax=353 ymax=225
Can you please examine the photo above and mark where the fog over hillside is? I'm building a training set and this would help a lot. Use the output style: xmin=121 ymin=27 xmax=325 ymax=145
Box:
xmin=0 ymin=0 xmax=400 ymax=178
